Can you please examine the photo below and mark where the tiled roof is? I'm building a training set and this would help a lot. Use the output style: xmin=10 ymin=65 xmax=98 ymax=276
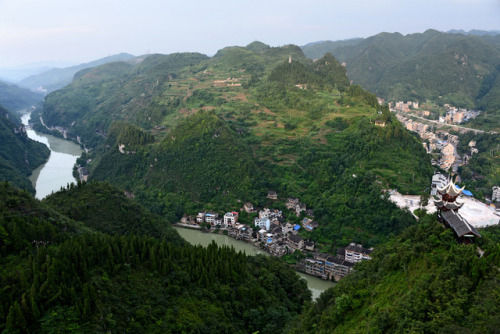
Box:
xmin=442 ymin=210 xmax=481 ymax=238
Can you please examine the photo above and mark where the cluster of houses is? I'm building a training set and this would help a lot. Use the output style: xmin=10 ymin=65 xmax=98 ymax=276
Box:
xmin=390 ymin=100 xmax=419 ymax=112
xmin=187 ymin=204 xmax=318 ymax=258
xmin=438 ymin=105 xmax=481 ymax=125
xmin=396 ymin=113 xmax=475 ymax=172
xmin=299 ymin=243 xmax=373 ymax=281
xmin=179 ymin=194 xmax=374 ymax=281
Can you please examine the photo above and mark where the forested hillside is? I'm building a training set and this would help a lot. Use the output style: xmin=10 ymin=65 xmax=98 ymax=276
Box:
xmin=0 ymin=105 xmax=49 ymax=194
xmin=302 ymin=30 xmax=500 ymax=129
xmin=290 ymin=214 xmax=500 ymax=333
xmin=18 ymin=53 xmax=135 ymax=93
xmin=36 ymin=43 xmax=432 ymax=247
xmin=0 ymin=182 xmax=310 ymax=333
xmin=43 ymin=181 xmax=183 ymax=243
xmin=0 ymin=81 xmax=43 ymax=112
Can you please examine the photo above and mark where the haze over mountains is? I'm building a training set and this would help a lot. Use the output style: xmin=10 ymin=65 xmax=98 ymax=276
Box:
xmin=1 ymin=28 xmax=500 ymax=333
xmin=17 ymin=53 xmax=135 ymax=94
xmin=302 ymin=29 xmax=500 ymax=115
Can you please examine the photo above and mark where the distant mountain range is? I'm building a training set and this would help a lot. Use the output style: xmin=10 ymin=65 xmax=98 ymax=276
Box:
xmin=17 ymin=53 xmax=135 ymax=93
xmin=447 ymin=29 xmax=500 ymax=36
xmin=0 ymin=80 xmax=43 ymax=112
xmin=301 ymin=29 xmax=500 ymax=126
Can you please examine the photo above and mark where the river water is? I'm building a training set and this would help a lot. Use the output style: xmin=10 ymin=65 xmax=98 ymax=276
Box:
xmin=21 ymin=112 xmax=83 ymax=199
xmin=19 ymin=111 xmax=334 ymax=298
xmin=173 ymin=226 xmax=335 ymax=299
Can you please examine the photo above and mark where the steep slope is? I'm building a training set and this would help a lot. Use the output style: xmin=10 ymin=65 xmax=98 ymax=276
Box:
xmin=41 ymin=52 xmax=209 ymax=147
xmin=302 ymin=30 xmax=500 ymax=114
xmin=301 ymin=39 xmax=363 ymax=60
xmin=0 ymin=105 xmax=49 ymax=194
xmin=39 ymin=43 xmax=432 ymax=246
xmin=43 ymin=181 xmax=182 ymax=243
xmin=0 ymin=80 xmax=43 ymax=112
xmin=0 ymin=182 xmax=310 ymax=333
xmin=18 ymin=53 xmax=135 ymax=93
xmin=290 ymin=215 xmax=500 ymax=333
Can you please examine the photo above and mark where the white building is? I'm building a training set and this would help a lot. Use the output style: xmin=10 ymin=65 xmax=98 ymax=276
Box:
xmin=431 ymin=173 xmax=448 ymax=196
xmin=254 ymin=217 xmax=271 ymax=231
xmin=493 ymin=186 xmax=500 ymax=202
xmin=204 ymin=212 xmax=218 ymax=224
xmin=223 ymin=212 xmax=239 ymax=227
xmin=345 ymin=243 xmax=373 ymax=263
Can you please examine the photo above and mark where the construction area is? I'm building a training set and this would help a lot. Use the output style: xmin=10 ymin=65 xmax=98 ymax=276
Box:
xmin=389 ymin=191 xmax=499 ymax=228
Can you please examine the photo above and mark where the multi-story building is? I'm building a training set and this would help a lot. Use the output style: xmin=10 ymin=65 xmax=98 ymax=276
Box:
xmin=493 ymin=186 xmax=500 ymax=202
xmin=254 ymin=217 xmax=271 ymax=230
xmin=324 ymin=256 xmax=355 ymax=281
xmin=431 ymin=173 xmax=448 ymax=196
xmin=345 ymin=243 xmax=373 ymax=263
xmin=204 ymin=211 xmax=218 ymax=225
xmin=223 ymin=212 xmax=239 ymax=227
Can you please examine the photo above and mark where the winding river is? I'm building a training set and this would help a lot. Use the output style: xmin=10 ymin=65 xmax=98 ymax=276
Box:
xmin=173 ymin=226 xmax=335 ymax=299
xmin=21 ymin=112 xmax=83 ymax=199
xmin=19 ymin=111 xmax=334 ymax=298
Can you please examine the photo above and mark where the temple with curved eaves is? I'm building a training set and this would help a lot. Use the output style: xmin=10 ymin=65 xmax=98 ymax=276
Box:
xmin=434 ymin=180 xmax=481 ymax=243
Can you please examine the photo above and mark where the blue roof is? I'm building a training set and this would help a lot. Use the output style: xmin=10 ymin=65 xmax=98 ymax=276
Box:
xmin=293 ymin=225 xmax=301 ymax=231
xmin=267 ymin=238 xmax=272 ymax=243
xmin=462 ymin=189 xmax=473 ymax=196
xmin=455 ymin=185 xmax=473 ymax=196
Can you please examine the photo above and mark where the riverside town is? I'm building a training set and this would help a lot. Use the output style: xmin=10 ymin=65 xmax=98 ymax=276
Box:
xmin=175 ymin=191 xmax=373 ymax=281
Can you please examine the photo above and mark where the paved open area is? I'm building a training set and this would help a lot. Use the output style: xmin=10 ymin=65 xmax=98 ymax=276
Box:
xmin=389 ymin=191 xmax=499 ymax=228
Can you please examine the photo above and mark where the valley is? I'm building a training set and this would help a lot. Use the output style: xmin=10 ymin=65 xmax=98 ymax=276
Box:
xmin=1 ymin=29 xmax=500 ymax=333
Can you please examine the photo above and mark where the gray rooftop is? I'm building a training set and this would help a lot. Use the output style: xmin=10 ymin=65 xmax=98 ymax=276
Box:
xmin=442 ymin=210 xmax=481 ymax=238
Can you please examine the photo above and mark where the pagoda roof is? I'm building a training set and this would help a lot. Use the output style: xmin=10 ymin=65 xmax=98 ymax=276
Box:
xmin=442 ymin=210 xmax=481 ymax=238
xmin=437 ymin=181 xmax=464 ymax=197
xmin=434 ymin=199 xmax=464 ymax=211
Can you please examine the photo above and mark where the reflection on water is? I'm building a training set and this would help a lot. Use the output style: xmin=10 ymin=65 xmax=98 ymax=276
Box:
xmin=173 ymin=226 xmax=335 ymax=299
xmin=21 ymin=113 xmax=83 ymax=199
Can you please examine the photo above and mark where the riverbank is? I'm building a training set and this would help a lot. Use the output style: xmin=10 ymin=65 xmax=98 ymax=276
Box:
xmin=173 ymin=226 xmax=335 ymax=299
xmin=21 ymin=112 xmax=83 ymax=199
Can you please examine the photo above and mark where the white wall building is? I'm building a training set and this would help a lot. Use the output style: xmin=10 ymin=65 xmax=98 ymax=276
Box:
xmin=431 ymin=173 xmax=448 ymax=196
xmin=493 ymin=186 xmax=500 ymax=202
xmin=223 ymin=212 xmax=239 ymax=227
xmin=254 ymin=217 xmax=271 ymax=231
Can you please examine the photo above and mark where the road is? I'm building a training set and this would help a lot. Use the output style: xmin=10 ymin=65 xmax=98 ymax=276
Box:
xmin=396 ymin=112 xmax=485 ymax=134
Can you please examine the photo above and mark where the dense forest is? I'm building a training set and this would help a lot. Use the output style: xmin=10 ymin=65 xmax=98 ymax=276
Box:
xmin=34 ymin=45 xmax=433 ymax=247
xmin=1 ymin=38 xmax=499 ymax=332
xmin=0 ymin=81 xmax=43 ymax=113
xmin=302 ymin=30 xmax=500 ymax=131
xmin=2 ymin=180 xmax=499 ymax=333
xmin=290 ymin=214 xmax=500 ymax=333
xmin=0 ymin=182 xmax=311 ymax=333
xmin=0 ymin=105 xmax=49 ymax=194
xmin=17 ymin=53 xmax=135 ymax=94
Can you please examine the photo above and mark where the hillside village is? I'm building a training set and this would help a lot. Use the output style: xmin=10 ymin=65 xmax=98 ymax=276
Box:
xmin=396 ymin=113 xmax=480 ymax=172
xmin=176 ymin=192 xmax=373 ymax=281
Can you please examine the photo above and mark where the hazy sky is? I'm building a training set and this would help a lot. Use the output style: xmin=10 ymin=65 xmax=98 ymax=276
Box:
xmin=1 ymin=0 xmax=499 ymax=68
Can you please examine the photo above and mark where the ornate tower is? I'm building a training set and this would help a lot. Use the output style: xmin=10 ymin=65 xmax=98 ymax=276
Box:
xmin=434 ymin=180 xmax=481 ymax=243
xmin=433 ymin=181 xmax=464 ymax=212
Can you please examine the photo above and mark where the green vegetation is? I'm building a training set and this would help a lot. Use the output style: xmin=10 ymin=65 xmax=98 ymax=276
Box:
xmin=0 ymin=182 xmax=310 ymax=333
xmin=0 ymin=105 xmax=49 ymax=194
xmin=43 ymin=181 xmax=182 ymax=242
xmin=456 ymin=131 xmax=500 ymax=199
xmin=0 ymin=81 xmax=43 ymax=112
xmin=18 ymin=53 xmax=135 ymax=93
xmin=36 ymin=43 xmax=432 ymax=247
xmin=302 ymin=30 xmax=500 ymax=131
xmin=290 ymin=214 xmax=500 ymax=333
